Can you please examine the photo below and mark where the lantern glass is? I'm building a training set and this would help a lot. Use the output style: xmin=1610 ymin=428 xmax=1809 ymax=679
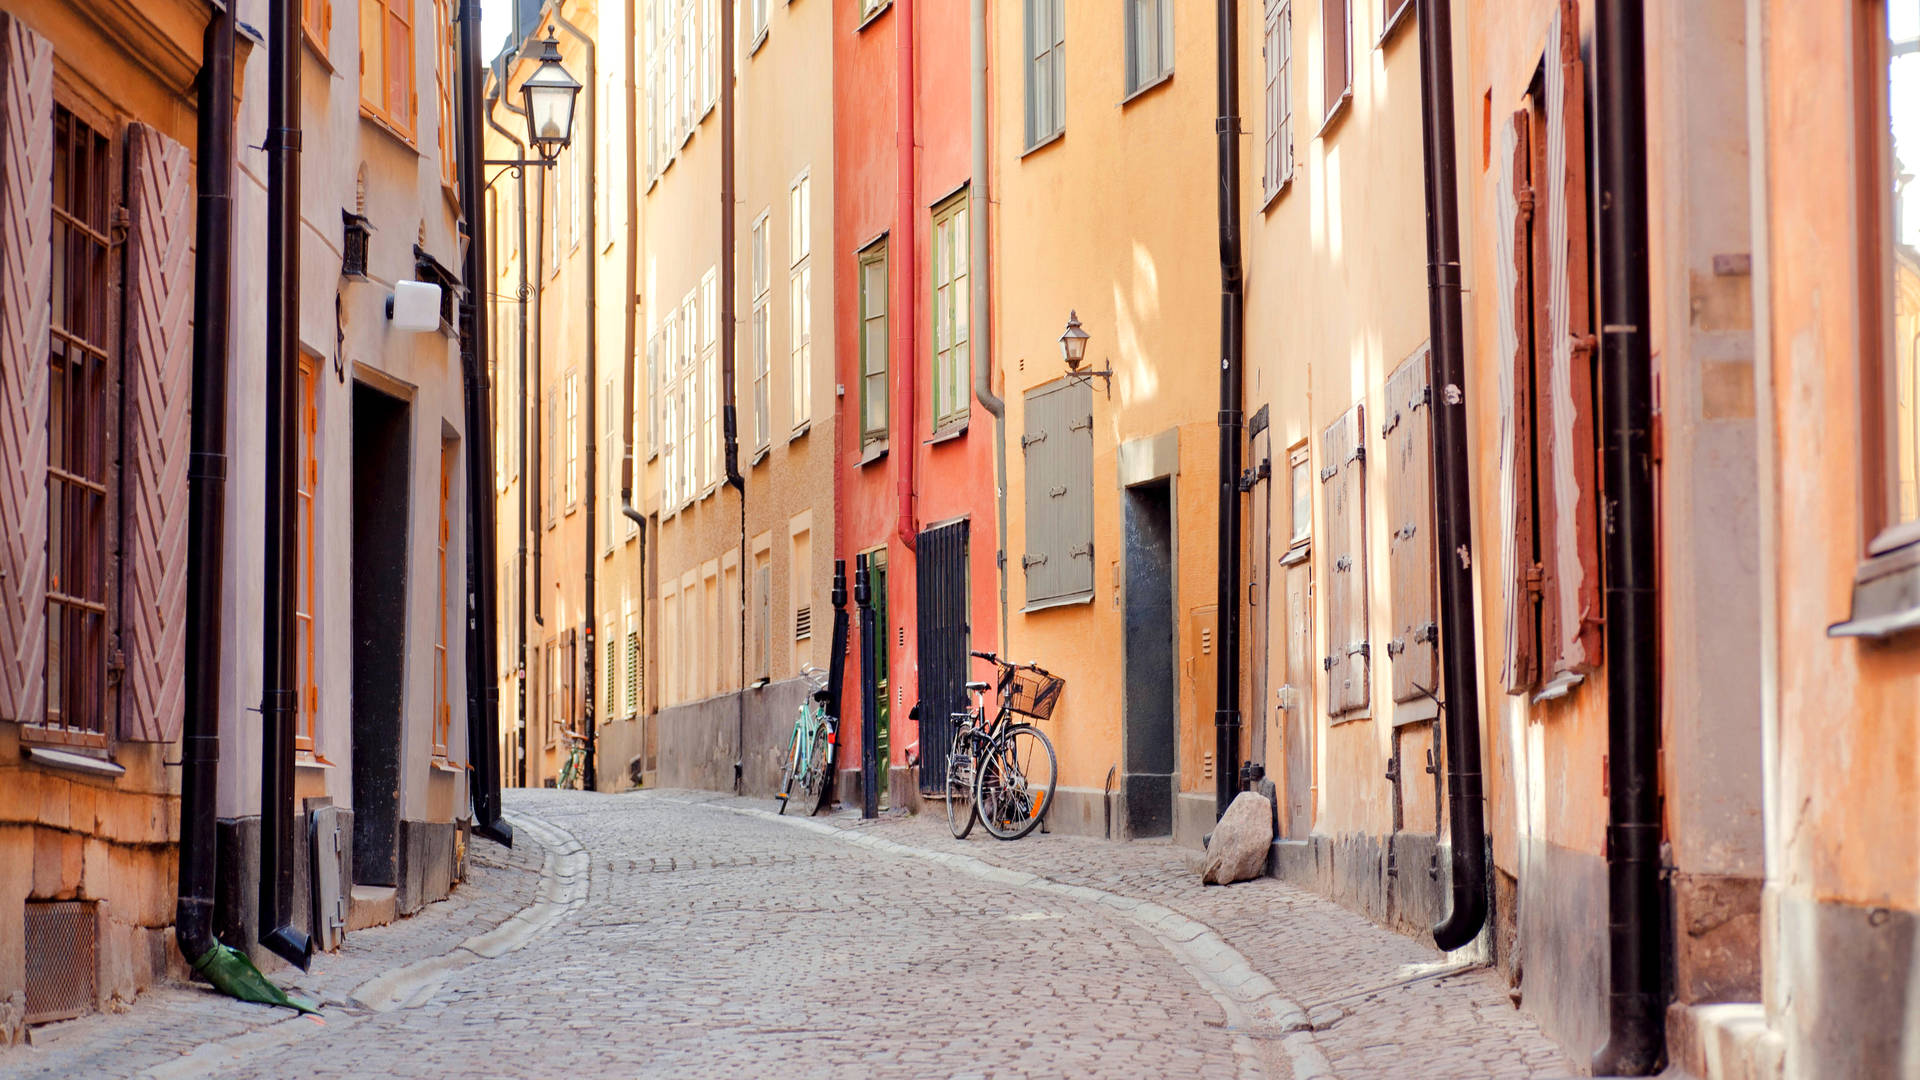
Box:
xmin=1059 ymin=310 xmax=1091 ymax=371
xmin=520 ymin=35 xmax=581 ymax=156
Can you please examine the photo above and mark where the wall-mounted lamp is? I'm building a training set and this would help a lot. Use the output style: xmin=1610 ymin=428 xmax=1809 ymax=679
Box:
xmin=1059 ymin=309 xmax=1114 ymax=398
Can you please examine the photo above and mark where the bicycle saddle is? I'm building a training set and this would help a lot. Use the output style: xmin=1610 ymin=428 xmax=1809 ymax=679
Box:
xmin=965 ymin=681 xmax=991 ymax=692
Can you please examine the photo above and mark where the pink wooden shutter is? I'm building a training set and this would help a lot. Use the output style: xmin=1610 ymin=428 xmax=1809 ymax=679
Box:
xmin=1319 ymin=414 xmax=1349 ymax=713
xmin=1384 ymin=349 xmax=1436 ymax=703
xmin=1499 ymin=110 xmax=1541 ymax=694
xmin=0 ymin=13 xmax=52 ymax=725
xmin=1539 ymin=0 xmax=1603 ymax=680
xmin=121 ymin=122 xmax=193 ymax=743
xmin=1321 ymin=404 xmax=1368 ymax=716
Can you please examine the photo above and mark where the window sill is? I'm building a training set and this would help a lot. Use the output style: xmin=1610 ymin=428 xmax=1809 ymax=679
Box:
xmin=858 ymin=440 xmax=889 ymax=466
xmin=24 ymin=746 xmax=125 ymax=779
xmin=1022 ymin=591 xmax=1093 ymax=615
xmin=1830 ymin=540 xmax=1920 ymax=640
xmin=431 ymin=758 xmax=462 ymax=775
xmin=750 ymin=444 xmax=770 ymax=467
xmin=926 ymin=421 xmax=968 ymax=446
xmin=359 ymin=108 xmax=419 ymax=153
xmin=788 ymin=420 xmax=812 ymax=444
xmin=1318 ymin=91 xmax=1353 ymax=140
xmin=1022 ymin=129 xmax=1065 ymax=160
xmin=1279 ymin=543 xmax=1311 ymax=567
xmin=1328 ymin=709 xmax=1372 ymax=727
xmin=856 ymin=1 xmax=892 ymax=31
xmin=1378 ymin=0 xmax=1415 ymax=46
xmin=1120 ymin=70 xmax=1174 ymax=109
xmin=1260 ymin=175 xmax=1294 ymax=215
xmin=295 ymin=752 xmax=336 ymax=770
xmin=1530 ymin=671 xmax=1585 ymax=704
xmin=302 ymin=29 xmax=333 ymax=72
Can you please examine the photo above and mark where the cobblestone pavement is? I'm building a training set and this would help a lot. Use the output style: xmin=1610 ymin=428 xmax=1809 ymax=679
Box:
xmin=0 ymin=789 xmax=1582 ymax=1079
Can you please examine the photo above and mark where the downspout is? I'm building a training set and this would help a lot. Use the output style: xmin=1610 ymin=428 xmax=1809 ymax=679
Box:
xmin=520 ymin=87 xmax=545 ymax=631
xmin=894 ymin=0 xmax=918 ymax=552
xmin=1590 ymin=0 xmax=1663 ymax=1071
xmin=969 ymin=0 xmax=1007 ymax=649
xmin=718 ymin=0 xmax=748 ymax=791
xmin=552 ymin=10 xmax=598 ymax=791
xmin=1211 ymin=0 xmax=1245 ymax=818
xmin=260 ymin=0 xmax=312 ymax=971
xmin=486 ymin=77 xmax=533 ymax=789
xmin=459 ymin=0 xmax=510 ymax=840
xmin=618 ymin=0 xmax=648 ymax=742
xmin=856 ymin=554 xmax=879 ymax=818
xmin=177 ymin=6 xmax=308 ymax=1011
xmin=1416 ymin=0 xmax=1490 ymax=953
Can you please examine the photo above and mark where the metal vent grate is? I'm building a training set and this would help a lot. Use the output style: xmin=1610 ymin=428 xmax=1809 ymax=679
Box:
xmin=24 ymin=901 xmax=97 ymax=1025
xmin=794 ymin=606 xmax=812 ymax=640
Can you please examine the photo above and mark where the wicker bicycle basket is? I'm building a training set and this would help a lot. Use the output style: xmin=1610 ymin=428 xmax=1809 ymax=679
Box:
xmin=1005 ymin=667 xmax=1066 ymax=721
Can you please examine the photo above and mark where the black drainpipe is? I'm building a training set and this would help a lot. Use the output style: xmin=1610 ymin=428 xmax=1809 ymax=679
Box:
xmin=486 ymin=77 xmax=532 ymax=790
xmin=259 ymin=0 xmax=312 ymax=972
xmin=856 ymin=555 xmax=878 ymax=819
xmin=1211 ymin=0 xmax=1245 ymax=818
xmin=525 ymin=95 xmax=545 ymax=633
xmin=816 ymin=560 xmax=849 ymax=815
xmin=458 ymin=0 xmax=510 ymax=843
xmin=178 ymin=2 xmax=235 ymax=971
xmin=1417 ymin=0 xmax=1489 ymax=953
xmin=551 ymin=12 xmax=597 ymax=791
xmin=719 ymin=0 xmax=748 ymax=792
xmin=617 ymin=0 xmax=647 ymax=721
xmin=1590 ymin=0 xmax=1663 ymax=1072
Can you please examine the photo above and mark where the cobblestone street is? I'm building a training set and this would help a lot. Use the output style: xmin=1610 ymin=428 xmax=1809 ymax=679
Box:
xmin=0 ymin=791 xmax=1578 ymax=1079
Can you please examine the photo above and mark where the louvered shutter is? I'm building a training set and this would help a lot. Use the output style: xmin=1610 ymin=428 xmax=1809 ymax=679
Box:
xmin=1321 ymin=405 xmax=1368 ymax=715
xmin=1536 ymin=0 xmax=1603 ymax=680
xmin=121 ymin=123 xmax=193 ymax=742
xmin=1383 ymin=349 xmax=1436 ymax=704
xmin=1021 ymin=379 xmax=1094 ymax=609
xmin=563 ymin=627 xmax=577 ymax=730
xmin=625 ymin=627 xmax=639 ymax=716
xmin=1498 ymin=110 xmax=1542 ymax=694
xmin=0 ymin=13 xmax=50 ymax=725
xmin=755 ymin=563 xmax=770 ymax=680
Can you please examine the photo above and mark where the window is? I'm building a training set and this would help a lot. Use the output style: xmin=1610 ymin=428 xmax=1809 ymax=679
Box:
xmin=42 ymin=106 xmax=114 ymax=745
xmin=750 ymin=0 xmax=769 ymax=44
xmin=751 ymin=211 xmax=771 ymax=450
xmin=931 ymin=194 xmax=970 ymax=431
xmin=1382 ymin=347 xmax=1436 ymax=704
xmin=296 ymin=354 xmax=320 ymax=752
xmin=603 ymin=378 xmax=618 ymax=551
xmin=1872 ymin=0 xmax=1920 ymax=544
xmin=1321 ymin=0 xmax=1350 ymax=123
xmin=702 ymin=0 xmax=717 ymax=111
xmin=789 ymin=174 xmax=813 ymax=430
xmin=1263 ymin=0 xmax=1294 ymax=198
xmin=360 ymin=0 xmax=416 ymax=140
xmin=644 ymin=0 xmax=659 ymax=175
xmin=1123 ymin=0 xmax=1173 ymax=98
xmin=1021 ymin=379 xmax=1095 ymax=610
xmin=858 ymin=240 xmax=889 ymax=446
xmin=681 ymin=0 xmax=697 ymax=136
xmin=546 ymin=388 xmax=557 ymax=527
xmin=1381 ymin=0 xmax=1412 ymax=37
xmin=569 ymin=142 xmax=583 ymax=251
xmin=1024 ymin=0 xmax=1066 ymax=147
xmin=646 ymin=325 xmax=660 ymax=459
xmin=681 ymin=285 xmax=699 ymax=499
xmin=565 ymin=369 xmax=579 ymax=511
xmin=860 ymin=0 xmax=888 ymax=22
xmin=304 ymin=0 xmax=332 ymax=55
xmin=433 ymin=0 xmax=456 ymax=191
xmin=1493 ymin=2 xmax=1601 ymax=693
xmin=1319 ymin=404 xmax=1369 ymax=718
xmin=1288 ymin=443 xmax=1312 ymax=548
xmin=701 ymin=268 xmax=718 ymax=490
xmin=662 ymin=314 xmax=679 ymax=508
xmin=432 ymin=441 xmax=456 ymax=758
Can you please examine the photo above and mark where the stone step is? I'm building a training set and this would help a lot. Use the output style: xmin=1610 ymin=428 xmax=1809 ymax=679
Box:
xmin=1666 ymin=1002 xmax=1785 ymax=1080
xmin=348 ymin=885 xmax=397 ymax=932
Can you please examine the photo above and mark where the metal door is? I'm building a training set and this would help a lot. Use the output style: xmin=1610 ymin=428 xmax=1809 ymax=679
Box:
xmin=1246 ymin=408 xmax=1274 ymax=779
xmin=915 ymin=519 xmax=970 ymax=794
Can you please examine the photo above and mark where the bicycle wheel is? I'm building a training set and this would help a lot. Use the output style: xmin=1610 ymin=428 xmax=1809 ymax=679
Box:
xmin=777 ymin=722 xmax=805 ymax=814
xmin=803 ymin=721 xmax=834 ymax=809
xmin=974 ymin=724 xmax=1057 ymax=840
xmin=946 ymin=730 xmax=981 ymax=840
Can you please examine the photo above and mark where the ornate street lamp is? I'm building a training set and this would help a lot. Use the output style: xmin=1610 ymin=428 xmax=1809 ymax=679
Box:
xmin=519 ymin=34 xmax=582 ymax=161
xmin=1059 ymin=309 xmax=1113 ymax=397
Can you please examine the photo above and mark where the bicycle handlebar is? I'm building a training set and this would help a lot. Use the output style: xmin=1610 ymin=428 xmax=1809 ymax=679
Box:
xmin=969 ymin=650 xmax=999 ymax=663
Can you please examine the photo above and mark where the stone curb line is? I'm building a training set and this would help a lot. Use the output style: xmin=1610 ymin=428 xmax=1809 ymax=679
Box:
xmin=701 ymin=798 xmax=1340 ymax=1080
xmin=134 ymin=809 xmax=582 ymax=1080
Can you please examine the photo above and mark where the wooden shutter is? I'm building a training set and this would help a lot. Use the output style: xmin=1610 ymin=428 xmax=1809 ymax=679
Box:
xmin=1383 ymin=349 xmax=1436 ymax=704
xmin=0 ymin=13 xmax=51 ymax=725
xmin=1021 ymin=380 xmax=1094 ymax=609
xmin=1498 ymin=110 xmax=1542 ymax=694
xmin=121 ymin=123 xmax=193 ymax=742
xmin=563 ymin=627 xmax=577 ymax=731
xmin=1535 ymin=0 xmax=1602 ymax=680
xmin=1320 ymin=405 xmax=1368 ymax=715
xmin=1321 ymin=0 xmax=1349 ymax=121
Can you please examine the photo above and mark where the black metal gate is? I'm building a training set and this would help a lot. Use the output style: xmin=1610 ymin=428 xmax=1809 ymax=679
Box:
xmin=915 ymin=519 xmax=970 ymax=794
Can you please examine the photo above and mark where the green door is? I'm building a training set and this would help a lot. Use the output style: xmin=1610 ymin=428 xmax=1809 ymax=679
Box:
xmin=870 ymin=549 xmax=891 ymax=811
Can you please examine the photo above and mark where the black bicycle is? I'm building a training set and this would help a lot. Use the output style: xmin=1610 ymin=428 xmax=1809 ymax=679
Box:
xmin=945 ymin=651 xmax=1061 ymax=841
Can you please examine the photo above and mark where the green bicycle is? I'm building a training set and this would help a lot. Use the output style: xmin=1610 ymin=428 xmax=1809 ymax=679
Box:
xmin=555 ymin=727 xmax=588 ymax=790
xmin=777 ymin=667 xmax=837 ymax=815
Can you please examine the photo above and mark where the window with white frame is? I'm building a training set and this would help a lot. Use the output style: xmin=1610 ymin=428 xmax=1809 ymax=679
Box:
xmin=1024 ymin=0 xmax=1065 ymax=148
xmin=680 ymin=286 xmax=698 ymax=502
xmin=700 ymin=269 xmax=718 ymax=492
xmin=1123 ymin=0 xmax=1173 ymax=98
xmin=751 ymin=211 xmax=772 ymax=451
xmin=662 ymin=314 xmax=679 ymax=508
xmin=1264 ymin=0 xmax=1294 ymax=198
xmin=931 ymin=193 xmax=970 ymax=430
xmin=702 ymin=0 xmax=717 ymax=111
xmin=789 ymin=174 xmax=813 ymax=430
xmin=750 ymin=0 xmax=768 ymax=44
xmin=565 ymin=369 xmax=579 ymax=511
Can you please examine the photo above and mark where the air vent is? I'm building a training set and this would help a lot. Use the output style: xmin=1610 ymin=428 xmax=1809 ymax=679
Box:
xmin=897 ymin=627 xmax=905 ymax=648
xmin=794 ymin=606 xmax=812 ymax=640
xmin=341 ymin=211 xmax=372 ymax=280
xmin=24 ymin=901 xmax=97 ymax=1024
xmin=1201 ymin=627 xmax=1213 ymax=654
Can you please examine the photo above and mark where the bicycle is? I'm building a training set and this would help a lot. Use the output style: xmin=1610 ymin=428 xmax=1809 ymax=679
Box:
xmin=777 ymin=667 xmax=837 ymax=815
xmin=555 ymin=727 xmax=589 ymax=790
xmin=945 ymin=651 xmax=1062 ymax=841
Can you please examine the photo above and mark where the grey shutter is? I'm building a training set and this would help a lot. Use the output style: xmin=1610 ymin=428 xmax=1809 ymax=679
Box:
xmin=1022 ymin=379 xmax=1093 ymax=610
xmin=1383 ymin=349 xmax=1436 ymax=704
xmin=755 ymin=563 xmax=771 ymax=679
xmin=0 ymin=13 xmax=51 ymax=725
xmin=1321 ymin=404 xmax=1368 ymax=715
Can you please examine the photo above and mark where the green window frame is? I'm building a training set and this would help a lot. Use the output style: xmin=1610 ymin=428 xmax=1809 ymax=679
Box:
xmin=859 ymin=239 xmax=889 ymax=446
xmin=931 ymin=191 xmax=971 ymax=432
